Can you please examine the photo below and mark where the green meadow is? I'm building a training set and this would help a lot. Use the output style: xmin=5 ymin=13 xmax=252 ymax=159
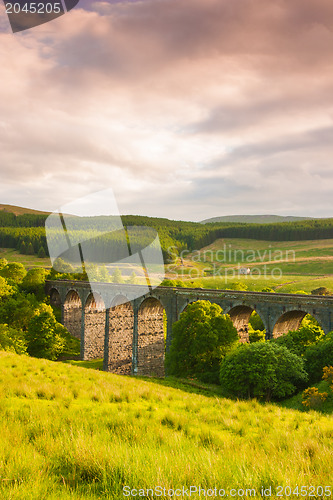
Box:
xmin=0 ymin=352 xmax=332 ymax=499
xmin=166 ymin=238 xmax=333 ymax=293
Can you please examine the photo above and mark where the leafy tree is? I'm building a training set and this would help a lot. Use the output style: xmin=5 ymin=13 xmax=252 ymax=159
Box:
xmin=261 ymin=287 xmax=275 ymax=293
xmin=0 ymin=262 xmax=27 ymax=285
xmin=52 ymin=258 xmax=75 ymax=274
xmin=21 ymin=268 xmax=47 ymax=298
xmin=26 ymin=308 xmax=67 ymax=361
xmin=0 ymin=276 xmax=14 ymax=300
xmin=273 ymin=323 xmax=324 ymax=357
xmin=0 ymin=324 xmax=27 ymax=354
xmin=305 ymin=332 xmax=333 ymax=382
xmin=0 ymin=292 xmax=40 ymax=332
xmin=166 ymin=300 xmax=239 ymax=383
xmin=220 ymin=342 xmax=308 ymax=401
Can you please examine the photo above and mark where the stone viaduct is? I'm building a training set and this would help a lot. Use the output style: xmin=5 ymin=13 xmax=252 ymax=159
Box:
xmin=46 ymin=280 xmax=333 ymax=377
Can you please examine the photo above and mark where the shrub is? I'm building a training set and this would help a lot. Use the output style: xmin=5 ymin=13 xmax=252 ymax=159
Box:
xmin=219 ymin=342 xmax=308 ymax=401
xmin=166 ymin=300 xmax=239 ymax=383
xmin=305 ymin=332 xmax=333 ymax=382
xmin=322 ymin=366 xmax=333 ymax=390
xmin=302 ymin=387 xmax=328 ymax=410
xmin=311 ymin=287 xmax=330 ymax=296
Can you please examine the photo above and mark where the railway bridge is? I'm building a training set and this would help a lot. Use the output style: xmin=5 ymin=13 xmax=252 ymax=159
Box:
xmin=46 ymin=280 xmax=333 ymax=377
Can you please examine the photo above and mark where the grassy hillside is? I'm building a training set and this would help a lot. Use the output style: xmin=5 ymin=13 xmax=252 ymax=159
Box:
xmin=0 ymin=204 xmax=50 ymax=216
xmin=0 ymin=352 xmax=332 ymax=499
xmin=0 ymin=247 xmax=51 ymax=269
xmin=201 ymin=215 xmax=312 ymax=224
xmin=167 ymin=238 xmax=333 ymax=292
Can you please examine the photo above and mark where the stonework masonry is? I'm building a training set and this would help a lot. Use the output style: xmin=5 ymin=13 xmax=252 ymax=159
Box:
xmin=46 ymin=281 xmax=333 ymax=377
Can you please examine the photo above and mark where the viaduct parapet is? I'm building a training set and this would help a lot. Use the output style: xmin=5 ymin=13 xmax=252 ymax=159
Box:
xmin=46 ymin=280 xmax=333 ymax=377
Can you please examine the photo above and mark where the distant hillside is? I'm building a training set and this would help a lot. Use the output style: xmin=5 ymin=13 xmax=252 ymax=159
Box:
xmin=0 ymin=204 xmax=50 ymax=216
xmin=201 ymin=215 xmax=313 ymax=224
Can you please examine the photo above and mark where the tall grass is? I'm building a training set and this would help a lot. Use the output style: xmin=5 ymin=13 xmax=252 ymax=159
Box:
xmin=0 ymin=352 xmax=332 ymax=499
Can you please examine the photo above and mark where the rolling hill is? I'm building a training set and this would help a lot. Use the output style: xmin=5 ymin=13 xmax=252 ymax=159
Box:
xmin=201 ymin=214 xmax=314 ymax=224
xmin=0 ymin=203 xmax=50 ymax=216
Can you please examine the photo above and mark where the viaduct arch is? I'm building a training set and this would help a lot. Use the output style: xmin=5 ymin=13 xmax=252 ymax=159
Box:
xmin=46 ymin=281 xmax=333 ymax=376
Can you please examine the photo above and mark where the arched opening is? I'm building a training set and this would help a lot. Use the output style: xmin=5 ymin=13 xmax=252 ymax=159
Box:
xmin=49 ymin=288 xmax=62 ymax=323
xmin=63 ymin=290 xmax=82 ymax=340
xmin=138 ymin=297 xmax=166 ymax=377
xmin=273 ymin=310 xmax=324 ymax=338
xmin=49 ymin=288 xmax=61 ymax=308
xmin=227 ymin=305 xmax=265 ymax=343
xmin=84 ymin=292 xmax=105 ymax=360
xmin=107 ymin=295 xmax=134 ymax=375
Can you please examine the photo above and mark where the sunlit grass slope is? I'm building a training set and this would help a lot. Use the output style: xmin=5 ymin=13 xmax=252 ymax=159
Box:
xmin=0 ymin=352 xmax=333 ymax=499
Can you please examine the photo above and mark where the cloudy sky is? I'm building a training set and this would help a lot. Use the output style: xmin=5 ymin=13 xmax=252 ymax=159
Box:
xmin=0 ymin=0 xmax=333 ymax=221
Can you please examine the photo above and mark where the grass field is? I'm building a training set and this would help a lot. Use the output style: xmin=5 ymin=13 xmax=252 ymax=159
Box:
xmin=166 ymin=238 xmax=333 ymax=293
xmin=0 ymin=352 xmax=332 ymax=499
xmin=0 ymin=247 xmax=51 ymax=269
xmin=2 ymin=236 xmax=333 ymax=293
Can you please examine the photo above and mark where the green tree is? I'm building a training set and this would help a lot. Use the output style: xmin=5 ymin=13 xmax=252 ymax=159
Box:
xmin=166 ymin=300 xmax=239 ymax=383
xmin=111 ymin=267 xmax=124 ymax=284
xmin=20 ymin=241 xmax=26 ymax=254
xmin=37 ymin=246 xmax=46 ymax=258
xmin=273 ymin=323 xmax=324 ymax=357
xmin=305 ymin=332 xmax=333 ymax=382
xmin=0 ymin=262 xmax=27 ymax=285
xmin=0 ymin=324 xmax=27 ymax=354
xmin=21 ymin=268 xmax=47 ymax=298
xmin=220 ymin=342 xmax=308 ymax=401
xmin=26 ymin=242 xmax=35 ymax=255
xmin=26 ymin=308 xmax=67 ymax=361
xmin=127 ymin=271 xmax=137 ymax=284
xmin=0 ymin=276 xmax=14 ymax=300
xmin=0 ymin=292 xmax=39 ymax=332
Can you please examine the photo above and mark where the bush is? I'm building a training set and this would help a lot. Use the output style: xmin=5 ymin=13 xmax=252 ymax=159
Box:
xmin=219 ymin=342 xmax=308 ymax=401
xmin=322 ymin=366 xmax=333 ymax=390
xmin=166 ymin=300 xmax=239 ymax=383
xmin=302 ymin=387 xmax=328 ymax=410
xmin=305 ymin=332 xmax=333 ymax=382
xmin=311 ymin=287 xmax=330 ymax=296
